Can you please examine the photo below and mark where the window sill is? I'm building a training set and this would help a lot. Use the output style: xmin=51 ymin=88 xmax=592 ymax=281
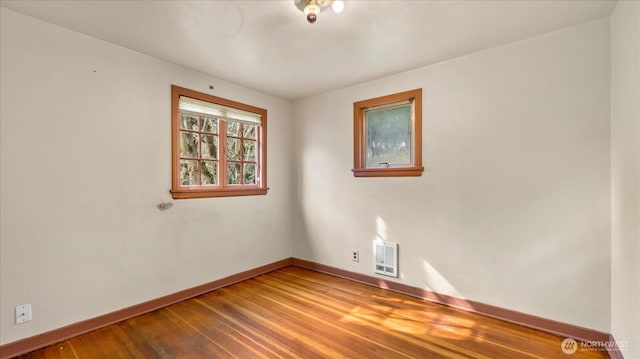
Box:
xmin=352 ymin=167 xmax=424 ymax=177
xmin=170 ymin=187 xmax=269 ymax=199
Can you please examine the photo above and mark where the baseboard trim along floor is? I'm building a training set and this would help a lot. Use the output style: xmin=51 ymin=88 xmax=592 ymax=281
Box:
xmin=0 ymin=257 xmax=621 ymax=358
xmin=0 ymin=258 xmax=292 ymax=359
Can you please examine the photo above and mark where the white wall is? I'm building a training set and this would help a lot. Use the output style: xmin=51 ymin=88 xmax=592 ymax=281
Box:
xmin=0 ymin=3 xmax=623 ymax=349
xmin=293 ymin=19 xmax=611 ymax=332
xmin=611 ymin=1 xmax=640 ymax=358
xmin=0 ymin=8 xmax=293 ymax=345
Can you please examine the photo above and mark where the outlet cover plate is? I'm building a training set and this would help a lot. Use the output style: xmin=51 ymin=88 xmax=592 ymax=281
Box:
xmin=16 ymin=304 xmax=32 ymax=324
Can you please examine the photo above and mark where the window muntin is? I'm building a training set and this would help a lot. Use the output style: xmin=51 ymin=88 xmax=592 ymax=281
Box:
xmin=224 ymin=120 xmax=258 ymax=185
xmin=178 ymin=114 xmax=219 ymax=186
xmin=171 ymin=85 xmax=267 ymax=199
xmin=353 ymin=89 xmax=423 ymax=177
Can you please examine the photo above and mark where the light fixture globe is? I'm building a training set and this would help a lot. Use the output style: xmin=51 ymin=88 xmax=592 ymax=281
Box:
xmin=332 ymin=0 xmax=344 ymax=14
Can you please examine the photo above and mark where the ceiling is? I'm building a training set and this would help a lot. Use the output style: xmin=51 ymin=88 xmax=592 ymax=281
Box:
xmin=0 ymin=0 xmax=616 ymax=101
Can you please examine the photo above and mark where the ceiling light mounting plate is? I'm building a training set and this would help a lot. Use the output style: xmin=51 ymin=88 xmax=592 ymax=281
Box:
xmin=295 ymin=0 xmax=344 ymax=24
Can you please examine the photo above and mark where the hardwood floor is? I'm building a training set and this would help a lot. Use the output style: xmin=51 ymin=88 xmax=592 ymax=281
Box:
xmin=17 ymin=267 xmax=609 ymax=358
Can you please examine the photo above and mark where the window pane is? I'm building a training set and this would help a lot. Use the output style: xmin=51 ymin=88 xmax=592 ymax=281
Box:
xmin=180 ymin=160 xmax=198 ymax=185
xmin=365 ymin=105 xmax=411 ymax=167
xmin=226 ymin=138 xmax=241 ymax=161
xmin=201 ymin=117 xmax=217 ymax=133
xmin=201 ymin=161 xmax=218 ymax=185
xmin=201 ymin=135 xmax=218 ymax=159
xmin=227 ymin=121 xmax=241 ymax=137
xmin=244 ymin=163 xmax=256 ymax=184
xmin=227 ymin=162 xmax=241 ymax=184
xmin=180 ymin=131 xmax=199 ymax=158
xmin=243 ymin=140 xmax=256 ymax=161
xmin=180 ymin=114 xmax=199 ymax=130
xmin=243 ymin=124 xmax=256 ymax=139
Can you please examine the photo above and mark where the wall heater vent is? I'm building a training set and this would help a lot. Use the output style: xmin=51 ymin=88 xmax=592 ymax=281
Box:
xmin=374 ymin=241 xmax=398 ymax=277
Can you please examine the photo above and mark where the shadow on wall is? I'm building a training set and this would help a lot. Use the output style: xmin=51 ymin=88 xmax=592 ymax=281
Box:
xmin=376 ymin=215 xmax=477 ymax=314
xmin=292 ymin=194 xmax=315 ymax=259
xmin=376 ymin=215 xmax=463 ymax=297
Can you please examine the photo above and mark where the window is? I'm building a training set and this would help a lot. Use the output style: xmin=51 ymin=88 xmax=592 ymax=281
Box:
xmin=352 ymin=88 xmax=423 ymax=177
xmin=170 ymin=85 xmax=267 ymax=199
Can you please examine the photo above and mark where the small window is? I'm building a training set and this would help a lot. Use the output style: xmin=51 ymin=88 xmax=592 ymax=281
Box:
xmin=170 ymin=85 xmax=267 ymax=199
xmin=353 ymin=89 xmax=423 ymax=177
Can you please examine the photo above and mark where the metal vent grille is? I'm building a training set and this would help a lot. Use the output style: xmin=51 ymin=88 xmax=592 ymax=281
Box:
xmin=373 ymin=241 xmax=398 ymax=277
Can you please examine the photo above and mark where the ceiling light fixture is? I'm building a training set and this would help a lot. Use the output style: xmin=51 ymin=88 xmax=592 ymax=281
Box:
xmin=295 ymin=0 xmax=344 ymax=24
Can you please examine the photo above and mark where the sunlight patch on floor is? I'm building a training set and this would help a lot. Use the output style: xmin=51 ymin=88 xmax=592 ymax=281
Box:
xmin=339 ymin=296 xmax=480 ymax=340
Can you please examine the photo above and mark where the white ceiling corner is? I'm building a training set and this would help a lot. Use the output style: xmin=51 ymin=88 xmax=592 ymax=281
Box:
xmin=0 ymin=0 xmax=617 ymax=100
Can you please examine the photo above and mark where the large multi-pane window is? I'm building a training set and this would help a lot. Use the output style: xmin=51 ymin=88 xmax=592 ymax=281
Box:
xmin=171 ymin=85 xmax=267 ymax=199
xmin=352 ymin=89 xmax=423 ymax=177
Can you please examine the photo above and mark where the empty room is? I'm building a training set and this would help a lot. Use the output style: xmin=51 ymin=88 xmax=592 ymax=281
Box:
xmin=0 ymin=0 xmax=638 ymax=358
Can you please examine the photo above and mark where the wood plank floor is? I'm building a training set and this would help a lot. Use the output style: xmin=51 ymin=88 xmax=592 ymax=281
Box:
xmin=17 ymin=267 xmax=609 ymax=358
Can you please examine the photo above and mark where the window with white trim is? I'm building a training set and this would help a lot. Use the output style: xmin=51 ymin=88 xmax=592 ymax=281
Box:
xmin=170 ymin=85 xmax=267 ymax=199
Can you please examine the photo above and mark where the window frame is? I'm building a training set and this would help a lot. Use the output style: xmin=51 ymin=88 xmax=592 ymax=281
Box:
xmin=352 ymin=88 xmax=424 ymax=177
xmin=170 ymin=85 xmax=268 ymax=199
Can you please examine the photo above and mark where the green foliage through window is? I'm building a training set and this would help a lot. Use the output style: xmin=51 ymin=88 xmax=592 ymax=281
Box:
xmin=365 ymin=105 xmax=412 ymax=167
xmin=172 ymin=85 xmax=267 ymax=198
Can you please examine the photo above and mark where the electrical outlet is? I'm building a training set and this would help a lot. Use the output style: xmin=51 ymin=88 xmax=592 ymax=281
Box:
xmin=352 ymin=250 xmax=359 ymax=262
xmin=16 ymin=304 xmax=32 ymax=324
